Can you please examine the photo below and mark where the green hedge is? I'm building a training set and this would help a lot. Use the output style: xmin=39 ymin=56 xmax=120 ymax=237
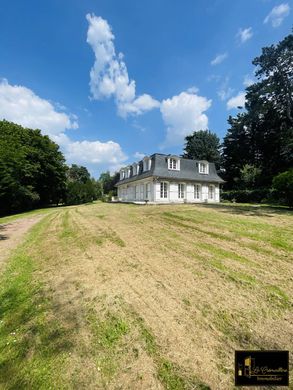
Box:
xmin=221 ymin=189 xmax=270 ymax=203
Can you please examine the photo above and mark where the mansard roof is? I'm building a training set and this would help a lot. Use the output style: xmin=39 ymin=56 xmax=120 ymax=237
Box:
xmin=116 ymin=153 xmax=224 ymax=185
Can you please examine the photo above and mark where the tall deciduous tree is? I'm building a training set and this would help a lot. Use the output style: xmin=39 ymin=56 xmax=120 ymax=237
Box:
xmin=183 ymin=130 xmax=221 ymax=167
xmin=0 ymin=120 xmax=67 ymax=215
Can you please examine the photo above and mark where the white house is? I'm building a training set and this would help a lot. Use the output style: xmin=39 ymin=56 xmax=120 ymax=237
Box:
xmin=116 ymin=153 xmax=224 ymax=203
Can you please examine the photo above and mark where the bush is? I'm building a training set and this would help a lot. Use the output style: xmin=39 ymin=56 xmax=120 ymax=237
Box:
xmin=272 ymin=170 xmax=293 ymax=207
xmin=221 ymin=189 xmax=270 ymax=203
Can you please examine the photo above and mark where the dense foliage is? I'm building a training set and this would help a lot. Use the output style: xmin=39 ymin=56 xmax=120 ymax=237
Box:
xmin=66 ymin=165 xmax=101 ymax=205
xmin=183 ymin=130 xmax=221 ymax=168
xmin=0 ymin=120 xmax=67 ymax=215
xmin=222 ymin=32 xmax=293 ymax=194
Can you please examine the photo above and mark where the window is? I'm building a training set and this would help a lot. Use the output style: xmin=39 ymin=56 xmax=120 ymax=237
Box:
xmin=128 ymin=168 xmax=131 ymax=178
xmin=178 ymin=183 xmax=185 ymax=199
xmin=132 ymin=164 xmax=137 ymax=176
xmin=148 ymin=159 xmax=152 ymax=170
xmin=120 ymin=170 xmax=125 ymax=180
xmin=168 ymin=158 xmax=178 ymax=170
xmin=199 ymin=162 xmax=208 ymax=174
xmin=143 ymin=158 xmax=150 ymax=171
xmin=194 ymin=184 xmax=201 ymax=200
xmin=160 ymin=182 xmax=168 ymax=198
xmin=208 ymin=185 xmax=215 ymax=200
xmin=135 ymin=185 xmax=139 ymax=200
xmin=146 ymin=183 xmax=150 ymax=199
xmin=136 ymin=165 xmax=140 ymax=175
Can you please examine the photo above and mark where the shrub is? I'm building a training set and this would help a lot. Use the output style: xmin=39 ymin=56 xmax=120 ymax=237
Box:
xmin=221 ymin=189 xmax=270 ymax=203
xmin=272 ymin=170 xmax=293 ymax=207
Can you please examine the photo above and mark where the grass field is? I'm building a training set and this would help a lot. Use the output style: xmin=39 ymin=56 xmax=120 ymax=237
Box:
xmin=0 ymin=202 xmax=292 ymax=389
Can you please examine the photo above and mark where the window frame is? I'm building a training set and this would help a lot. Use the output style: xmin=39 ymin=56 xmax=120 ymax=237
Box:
xmin=168 ymin=157 xmax=180 ymax=171
xmin=160 ymin=182 xmax=168 ymax=199
xmin=208 ymin=184 xmax=215 ymax=200
xmin=178 ymin=183 xmax=185 ymax=199
xmin=199 ymin=162 xmax=209 ymax=174
xmin=194 ymin=183 xmax=202 ymax=200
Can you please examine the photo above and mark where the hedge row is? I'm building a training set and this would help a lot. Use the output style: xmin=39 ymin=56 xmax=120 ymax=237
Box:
xmin=221 ymin=189 xmax=271 ymax=203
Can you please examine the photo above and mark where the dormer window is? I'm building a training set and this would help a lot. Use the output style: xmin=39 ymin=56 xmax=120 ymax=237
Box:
xmin=168 ymin=157 xmax=180 ymax=171
xmin=132 ymin=163 xmax=138 ymax=176
xmin=120 ymin=169 xmax=125 ymax=180
xmin=199 ymin=162 xmax=209 ymax=174
xmin=143 ymin=157 xmax=151 ymax=172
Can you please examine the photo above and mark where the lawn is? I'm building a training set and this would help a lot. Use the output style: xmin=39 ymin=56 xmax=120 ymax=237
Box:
xmin=0 ymin=202 xmax=292 ymax=389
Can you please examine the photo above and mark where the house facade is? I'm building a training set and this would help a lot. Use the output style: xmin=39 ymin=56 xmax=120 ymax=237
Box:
xmin=116 ymin=153 xmax=224 ymax=204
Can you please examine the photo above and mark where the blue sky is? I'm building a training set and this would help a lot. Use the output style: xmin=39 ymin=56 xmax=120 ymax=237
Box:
xmin=0 ymin=0 xmax=292 ymax=177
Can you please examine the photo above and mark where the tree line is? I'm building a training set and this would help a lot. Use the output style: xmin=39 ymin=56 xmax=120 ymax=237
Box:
xmin=0 ymin=120 xmax=118 ymax=216
xmin=183 ymin=30 xmax=293 ymax=206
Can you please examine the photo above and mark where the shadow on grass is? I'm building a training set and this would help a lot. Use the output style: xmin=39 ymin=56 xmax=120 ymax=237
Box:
xmin=0 ymin=225 xmax=8 ymax=240
xmin=197 ymin=203 xmax=293 ymax=217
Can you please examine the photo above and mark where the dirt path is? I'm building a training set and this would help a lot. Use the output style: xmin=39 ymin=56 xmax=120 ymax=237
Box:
xmin=0 ymin=215 xmax=43 ymax=271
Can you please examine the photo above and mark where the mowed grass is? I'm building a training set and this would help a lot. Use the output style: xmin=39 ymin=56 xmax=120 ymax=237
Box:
xmin=0 ymin=202 xmax=292 ymax=389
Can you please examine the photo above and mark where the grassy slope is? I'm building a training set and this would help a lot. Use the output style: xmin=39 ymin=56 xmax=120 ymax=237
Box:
xmin=0 ymin=202 xmax=292 ymax=389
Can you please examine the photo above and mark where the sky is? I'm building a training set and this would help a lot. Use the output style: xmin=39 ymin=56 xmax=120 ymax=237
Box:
xmin=0 ymin=0 xmax=292 ymax=177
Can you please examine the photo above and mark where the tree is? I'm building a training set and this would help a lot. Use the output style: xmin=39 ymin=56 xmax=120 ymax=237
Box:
xmin=222 ymin=31 xmax=293 ymax=191
xmin=99 ymin=171 xmax=120 ymax=195
xmin=65 ymin=165 xmax=96 ymax=205
xmin=0 ymin=120 xmax=67 ymax=215
xmin=239 ymin=164 xmax=262 ymax=189
xmin=183 ymin=130 xmax=221 ymax=168
xmin=272 ymin=169 xmax=293 ymax=207
xmin=67 ymin=164 xmax=91 ymax=184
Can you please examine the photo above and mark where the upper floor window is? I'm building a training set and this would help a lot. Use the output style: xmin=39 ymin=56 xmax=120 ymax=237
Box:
xmin=132 ymin=164 xmax=137 ymax=176
xmin=143 ymin=157 xmax=151 ymax=172
xmin=120 ymin=170 xmax=125 ymax=180
xmin=199 ymin=162 xmax=209 ymax=174
xmin=168 ymin=157 xmax=180 ymax=170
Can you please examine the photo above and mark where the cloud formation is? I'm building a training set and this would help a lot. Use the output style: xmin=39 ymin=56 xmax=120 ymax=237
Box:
xmin=0 ymin=79 xmax=78 ymax=135
xmin=160 ymin=91 xmax=212 ymax=147
xmin=0 ymin=79 xmax=127 ymax=171
xmin=227 ymin=92 xmax=246 ymax=110
xmin=210 ymin=53 xmax=228 ymax=66
xmin=264 ymin=3 xmax=290 ymax=27
xmin=86 ymin=14 xmax=159 ymax=118
xmin=217 ymin=77 xmax=234 ymax=101
xmin=236 ymin=27 xmax=253 ymax=44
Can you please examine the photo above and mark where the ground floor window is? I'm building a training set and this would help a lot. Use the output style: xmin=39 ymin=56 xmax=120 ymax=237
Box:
xmin=160 ymin=182 xmax=168 ymax=198
xmin=146 ymin=183 xmax=150 ymax=199
xmin=178 ymin=183 xmax=185 ymax=198
xmin=135 ymin=185 xmax=139 ymax=200
xmin=194 ymin=184 xmax=201 ymax=200
xmin=208 ymin=185 xmax=215 ymax=200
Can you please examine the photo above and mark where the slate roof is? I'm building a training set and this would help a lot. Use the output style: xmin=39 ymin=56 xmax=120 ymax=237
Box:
xmin=116 ymin=153 xmax=224 ymax=186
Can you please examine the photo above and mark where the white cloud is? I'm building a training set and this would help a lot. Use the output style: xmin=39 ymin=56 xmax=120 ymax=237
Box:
xmin=86 ymin=14 xmax=159 ymax=118
xmin=243 ymin=74 xmax=254 ymax=87
xmin=264 ymin=3 xmax=290 ymax=27
xmin=236 ymin=27 xmax=253 ymax=44
xmin=210 ymin=53 xmax=228 ymax=66
xmin=217 ymin=77 xmax=234 ymax=101
xmin=65 ymin=139 xmax=127 ymax=166
xmin=160 ymin=91 xmax=212 ymax=147
xmin=0 ymin=79 xmax=127 ymax=171
xmin=0 ymin=79 xmax=78 ymax=136
xmin=227 ymin=92 xmax=246 ymax=110
xmin=133 ymin=152 xmax=145 ymax=159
